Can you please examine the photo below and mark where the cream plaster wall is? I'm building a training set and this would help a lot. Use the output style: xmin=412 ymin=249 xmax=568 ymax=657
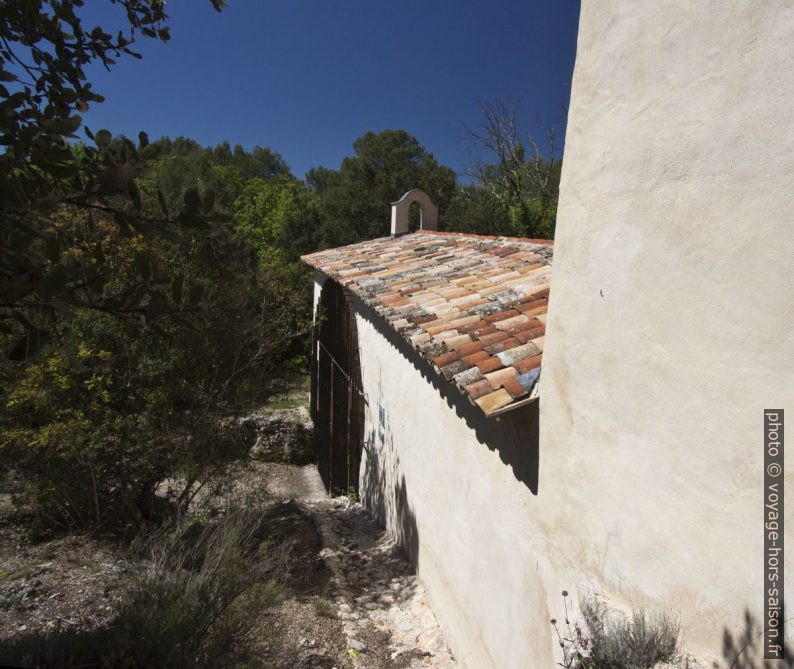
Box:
xmin=353 ymin=307 xmax=557 ymax=668
xmin=313 ymin=8 xmax=794 ymax=665
xmin=542 ymin=0 xmax=794 ymax=662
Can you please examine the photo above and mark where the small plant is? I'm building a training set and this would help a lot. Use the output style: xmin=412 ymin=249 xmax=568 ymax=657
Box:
xmin=552 ymin=590 xmax=592 ymax=668
xmin=313 ymin=595 xmax=337 ymax=618
xmin=111 ymin=507 xmax=288 ymax=667
xmin=551 ymin=590 xmax=680 ymax=669
xmin=345 ymin=487 xmax=359 ymax=505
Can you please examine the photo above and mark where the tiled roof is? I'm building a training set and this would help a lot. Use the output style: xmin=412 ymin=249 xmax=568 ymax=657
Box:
xmin=301 ymin=231 xmax=552 ymax=417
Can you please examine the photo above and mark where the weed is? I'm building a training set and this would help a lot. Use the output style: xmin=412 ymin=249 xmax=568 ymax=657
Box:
xmin=0 ymin=506 xmax=292 ymax=668
xmin=552 ymin=590 xmax=680 ymax=669
xmin=313 ymin=595 xmax=337 ymax=618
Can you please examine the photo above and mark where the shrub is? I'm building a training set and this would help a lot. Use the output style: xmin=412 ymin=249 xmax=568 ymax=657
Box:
xmin=313 ymin=595 xmax=337 ymax=618
xmin=552 ymin=591 xmax=680 ymax=669
xmin=0 ymin=507 xmax=290 ymax=667
xmin=111 ymin=508 xmax=288 ymax=667
xmin=0 ymin=202 xmax=306 ymax=530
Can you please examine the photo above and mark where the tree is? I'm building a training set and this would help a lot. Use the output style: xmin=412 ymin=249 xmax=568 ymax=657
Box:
xmin=0 ymin=0 xmax=227 ymax=359
xmin=463 ymin=98 xmax=563 ymax=238
xmin=307 ymin=129 xmax=457 ymax=247
xmin=0 ymin=1 xmax=313 ymax=529
xmin=234 ymin=174 xmax=322 ymax=265
xmin=0 ymin=200 xmax=305 ymax=528
xmin=151 ymin=138 xmax=290 ymax=210
xmin=440 ymin=184 xmax=518 ymax=237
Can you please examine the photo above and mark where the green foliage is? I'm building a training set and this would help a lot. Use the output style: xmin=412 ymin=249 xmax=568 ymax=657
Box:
xmin=0 ymin=202 xmax=306 ymax=528
xmin=440 ymin=184 xmax=519 ymax=237
xmin=0 ymin=0 xmax=317 ymax=530
xmin=234 ymin=174 xmax=323 ymax=265
xmin=110 ymin=507 xmax=284 ymax=667
xmin=313 ymin=595 xmax=337 ymax=618
xmin=580 ymin=595 xmax=679 ymax=669
xmin=0 ymin=1 xmax=229 ymax=358
xmin=462 ymin=99 xmax=563 ymax=239
xmin=307 ymin=129 xmax=457 ymax=247
xmin=149 ymin=137 xmax=291 ymax=210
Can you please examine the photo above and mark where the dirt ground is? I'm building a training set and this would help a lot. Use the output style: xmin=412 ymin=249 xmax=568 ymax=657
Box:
xmin=0 ymin=464 xmax=348 ymax=669
xmin=0 ymin=459 xmax=454 ymax=668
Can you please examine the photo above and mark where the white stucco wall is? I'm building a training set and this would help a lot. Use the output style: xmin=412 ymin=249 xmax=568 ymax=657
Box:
xmin=541 ymin=0 xmax=794 ymax=662
xmin=353 ymin=307 xmax=559 ymax=668
xmin=312 ymin=8 xmax=793 ymax=665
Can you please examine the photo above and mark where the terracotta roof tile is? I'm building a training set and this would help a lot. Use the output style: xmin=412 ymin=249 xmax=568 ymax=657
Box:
xmin=483 ymin=309 xmax=520 ymax=324
xmin=503 ymin=378 xmax=529 ymax=399
xmin=421 ymin=321 xmax=447 ymax=334
xmin=456 ymin=319 xmax=488 ymax=334
xmin=410 ymin=314 xmax=438 ymax=325
xmin=440 ymin=360 xmax=468 ymax=380
xmin=455 ymin=340 xmax=484 ymax=357
xmin=496 ymin=342 xmax=539 ymax=367
xmin=410 ymin=332 xmax=431 ymax=348
xmin=517 ymin=368 xmax=541 ymax=392
xmin=493 ymin=314 xmax=531 ymax=331
xmin=484 ymin=366 xmax=519 ymax=390
xmin=469 ymin=324 xmax=499 ymax=338
xmin=518 ymin=303 xmax=549 ymax=317
xmin=462 ymin=350 xmax=489 ymax=366
xmin=432 ymin=329 xmax=460 ymax=343
xmin=514 ymin=354 xmax=542 ymax=374
xmin=465 ymin=378 xmax=493 ymax=400
xmin=445 ymin=334 xmax=476 ymax=351
xmin=301 ymin=230 xmax=552 ymax=417
xmin=447 ymin=314 xmax=482 ymax=329
xmin=478 ymin=330 xmax=510 ymax=348
xmin=433 ymin=351 xmax=459 ymax=368
xmin=453 ymin=366 xmax=484 ymax=386
xmin=515 ymin=327 xmax=545 ymax=344
xmin=475 ymin=388 xmax=513 ymax=415
xmin=476 ymin=356 xmax=503 ymax=374
xmin=485 ymin=337 xmax=521 ymax=354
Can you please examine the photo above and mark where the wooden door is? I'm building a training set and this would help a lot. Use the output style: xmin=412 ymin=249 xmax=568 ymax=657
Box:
xmin=311 ymin=279 xmax=364 ymax=494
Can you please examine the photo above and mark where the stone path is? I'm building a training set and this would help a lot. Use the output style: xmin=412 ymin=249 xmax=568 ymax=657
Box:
xmin=308 ymin=499 xmax=456 ymax=668
xmin=266 ymin=462 xmax=455 ymax=667
xmin=265 ymin=463 xmax=330 ymax=502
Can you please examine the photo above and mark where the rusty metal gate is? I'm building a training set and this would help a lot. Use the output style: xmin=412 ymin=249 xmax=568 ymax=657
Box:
xmin=311 ymin=279 xmax=364 ymax=494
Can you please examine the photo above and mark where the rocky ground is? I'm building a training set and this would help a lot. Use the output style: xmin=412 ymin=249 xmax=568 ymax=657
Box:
xmin=242 ymin=377 xmax=315 ymax=466
xmin=310 ymin=498 xmax=455 ymax=669
xmin=0 ymin=386 xmax=455 ymax=668
xmin=260 ymin=463 xmax=455 ymax=669
xmin=0 ymin=520 xmax=133 ymax=642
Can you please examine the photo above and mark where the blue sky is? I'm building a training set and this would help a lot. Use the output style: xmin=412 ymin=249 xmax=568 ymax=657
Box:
xmin=81 ymin=0 xmax=580 ymax=180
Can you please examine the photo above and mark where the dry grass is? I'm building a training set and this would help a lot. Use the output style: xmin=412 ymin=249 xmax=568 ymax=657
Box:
xmin=553 ymin=591 xmax=680 ymax=669
xmin=580 ymin=594 xmax=680 ymax=668
xmin=0 ymin=506 xmax=289 ymax=668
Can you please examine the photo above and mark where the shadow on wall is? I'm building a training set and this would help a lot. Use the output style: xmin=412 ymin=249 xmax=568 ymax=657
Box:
xmin=718 ymin=610 xmax=791 ymax=668
xmin=361 ymin=426 xmax=420 ymax=569
xmin=351 ymin=293 xmax=540 ymax=495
